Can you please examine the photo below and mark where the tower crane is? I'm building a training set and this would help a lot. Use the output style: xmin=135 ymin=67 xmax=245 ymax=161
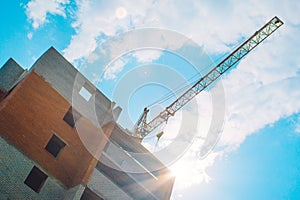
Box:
xmin=131 ymin=16 xmax=283 ymax=141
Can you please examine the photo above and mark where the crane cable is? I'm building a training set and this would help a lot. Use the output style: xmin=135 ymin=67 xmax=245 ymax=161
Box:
xmin=146 ymin=40 xmax=243 ymax=109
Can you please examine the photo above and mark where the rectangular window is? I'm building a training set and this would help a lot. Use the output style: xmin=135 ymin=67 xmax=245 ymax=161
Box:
xmin=45 ymin=134 xmax=66 ymax=158
xmin=79 ymin=86 xmax=92 ymax=101
xmin=63 ymin=107 xmax=81 ymax=128
xmin=79 ymin=83 xmax=94 ymax=101
xmin=24 ymin=166 xmax=48 ymax=193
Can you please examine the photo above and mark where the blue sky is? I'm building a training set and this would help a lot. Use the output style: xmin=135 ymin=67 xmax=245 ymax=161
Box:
xmin=1 ymin=0 xmax=300 ymax=199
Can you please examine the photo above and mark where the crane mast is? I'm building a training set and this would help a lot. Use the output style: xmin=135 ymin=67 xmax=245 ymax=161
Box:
xmin=132 ymin=16 xmax=283 ymax=140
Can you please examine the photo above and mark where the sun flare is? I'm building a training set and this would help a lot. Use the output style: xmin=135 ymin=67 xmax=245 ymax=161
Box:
xmin=115 ymin=6 xmax=127 ymax=19
xmin=169 ymin=158 xmax=212 ymax=190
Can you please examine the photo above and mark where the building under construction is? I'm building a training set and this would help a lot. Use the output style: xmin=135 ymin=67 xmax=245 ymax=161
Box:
xmin=0 ymin=47 xmax=175 ymax=199
xmin=0 ymin=16 xmax=283 ymax=200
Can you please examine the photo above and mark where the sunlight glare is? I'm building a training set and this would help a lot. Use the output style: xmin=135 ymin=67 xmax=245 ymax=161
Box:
xmin=168 ymin=152 xmax=221 ymax=190
xmin=115 ymin=6 xmax=127 ymax=19
xmin=169 ymin=159 xmax=211 ymax=189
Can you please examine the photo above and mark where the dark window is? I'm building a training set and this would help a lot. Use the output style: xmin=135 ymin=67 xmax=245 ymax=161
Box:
xmin=24 ymin=166 xmax=47 ymax=193
xmin=45 ymin=134 xmax=66 ymax=158
xmin=63 ymin=107 xmax=81 ymax=128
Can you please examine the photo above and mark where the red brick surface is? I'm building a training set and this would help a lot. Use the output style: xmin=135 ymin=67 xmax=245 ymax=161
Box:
xmin=0 ymin=72 xmax=111 ymax=188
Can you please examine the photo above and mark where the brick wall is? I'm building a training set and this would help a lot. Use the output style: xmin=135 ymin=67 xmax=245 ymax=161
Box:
xmin=0 ymin=72 xmax=109 ymax=188
xmin=0 ymin=136 xmax=85 ymax=199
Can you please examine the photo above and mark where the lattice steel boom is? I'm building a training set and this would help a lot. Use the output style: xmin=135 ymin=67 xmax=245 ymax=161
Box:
xmin=132 ymin=16 xmax=283 ymax=140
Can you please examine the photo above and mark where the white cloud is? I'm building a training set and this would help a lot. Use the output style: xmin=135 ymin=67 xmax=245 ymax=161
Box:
xmin=103 ymin=58 xmax=128 ymax=80
xmin=62 ymin=0 xmax=300 ymax=66
xmin=63 ymin=0 xmax=154 ymax=62
xmin=91 ymin=73 xmax=101 ymax=85
xmin=27 ymin=32 xmax=33 ymax=40
xmin=25 ymin=0 xmax=70 ymax=29
xmin=132 ymin=50 xmax=162 ymax=63
xmin=218 ymin=23 xmax=300 ymax=150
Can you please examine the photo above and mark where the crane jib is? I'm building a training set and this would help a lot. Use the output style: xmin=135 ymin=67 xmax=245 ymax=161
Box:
xmin=133 ymin=16 xmax=284 ymax=140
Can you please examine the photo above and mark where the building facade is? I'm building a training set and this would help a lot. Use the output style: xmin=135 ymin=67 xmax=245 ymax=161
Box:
xmin=0 ymin=47 xmax=174 ymax=199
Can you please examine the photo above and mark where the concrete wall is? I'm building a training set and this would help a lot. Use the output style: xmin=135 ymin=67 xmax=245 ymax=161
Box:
xmin=32 ymin=47 xmax=121 ymax=127
xmin=110 ymin=125 xmax=166 ymax=170
xmin=87 ymin=168 xmax=133 ymax=200
xmin=101 ymin=124 xmax=175 ymax=200
xmin=0 ymin=136 xmax=85 ymax=200
xmin=96 ymin=154 xmax=159 ymax=200
xmin=0 ymin=58 xmax=26 ymax=92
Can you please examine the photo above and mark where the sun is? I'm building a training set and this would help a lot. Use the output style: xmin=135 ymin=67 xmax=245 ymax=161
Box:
xmin=168 ymin=152 xmax=220 ymax=189
xmin=169 ymin=160 xmax=211 ymax=189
